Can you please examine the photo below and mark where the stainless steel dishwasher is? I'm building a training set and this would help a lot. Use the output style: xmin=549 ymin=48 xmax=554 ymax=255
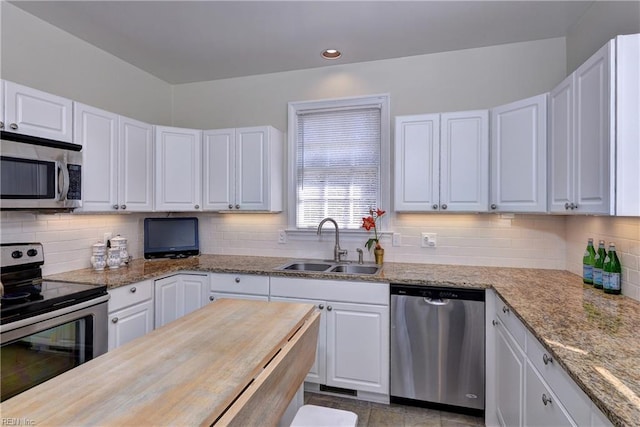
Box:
xmin=390 ymin=284 xmax=485 ymax=416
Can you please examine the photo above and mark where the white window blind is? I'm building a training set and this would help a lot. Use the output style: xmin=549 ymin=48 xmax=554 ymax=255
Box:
xmin=296 ymin=106 xmax=381 ymax=229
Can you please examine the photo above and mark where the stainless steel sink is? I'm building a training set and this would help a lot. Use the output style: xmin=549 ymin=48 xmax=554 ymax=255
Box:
xmin=329 ymin=264 xmax=381 ymax=275
xmin=276 ymin=260 xmax=381 ymax=275
xmin=280 ymin=262 xmax=332 ymax=272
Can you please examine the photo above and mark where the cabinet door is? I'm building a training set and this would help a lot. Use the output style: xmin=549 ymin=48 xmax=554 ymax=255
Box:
xmin=495 ymin=322 xmax=525 ymax=427
xmin=3 ymin=81 xmax=73 ymax=142
xmin=235 ymin=127 xmax=268 ymax=210
xmin=181 ymin=274 xmax=208 ymax=316
xmin=203 ymin=129 xmax=235 ymax=211
xmin=548 ymin=75 xmax=575 ymax=213
xmin=491 ymin=94 xmax=547 ymax=213
xmin=74 ymin=103 xmax=119 ymax=212
xmin=119 ymin=117 xmax=153 ymax=211
xmin=524 ymin=361 xmax=574 ymax=427
xmin=154 ymin=275 xmax=182 ymax=328
xmin=574 ymin=41 xmax=613 ymax=215
xmin=440 ymin=110 xmax=489 ymax=212
xmin=108 ymin=300 xmax=154 ymax=351
xmin=154 ymin=126 xmax=202 ymax=211
xmin=394 ymin=114 xmax=440 ymax=211
xmin=326 ymin=302 xmax=389 ymax=394
xmin=270 ymin=296 xmax=327 ymax=384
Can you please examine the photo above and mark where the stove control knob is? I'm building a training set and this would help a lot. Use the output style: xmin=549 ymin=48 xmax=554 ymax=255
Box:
xmin=27 ymin=249 xmax=38 ymax=257
xmin=11 ymin=250 xmax=23 ymax=259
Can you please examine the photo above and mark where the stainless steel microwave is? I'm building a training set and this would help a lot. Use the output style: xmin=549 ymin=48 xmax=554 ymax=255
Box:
xmin=1 ymin=138 xmax=82 ymax=210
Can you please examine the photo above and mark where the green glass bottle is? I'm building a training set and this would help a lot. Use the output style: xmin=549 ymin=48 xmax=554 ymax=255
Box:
xmin=593 ymin=240 xmax=606 ymax=289
xmin=603 ymin=243 xmax=622 ymax=295
xmin=582 ymin=238 xmax=596 ymax=285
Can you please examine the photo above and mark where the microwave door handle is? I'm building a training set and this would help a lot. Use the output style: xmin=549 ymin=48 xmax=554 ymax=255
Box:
xmin=58 ymin=162 xmax=70 ymax=201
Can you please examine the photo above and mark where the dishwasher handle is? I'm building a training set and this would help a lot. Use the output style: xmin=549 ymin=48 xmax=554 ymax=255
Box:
xmin=423 ymin=297 xmax=450 ymax=306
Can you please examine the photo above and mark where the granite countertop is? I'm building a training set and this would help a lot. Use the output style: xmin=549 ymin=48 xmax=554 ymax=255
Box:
xmin=46 ymin=255 xmax=640 ymax=426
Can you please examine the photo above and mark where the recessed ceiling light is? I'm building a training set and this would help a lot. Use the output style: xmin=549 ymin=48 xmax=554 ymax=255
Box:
xmin=321 ymin=49 xmax=342 ymax=60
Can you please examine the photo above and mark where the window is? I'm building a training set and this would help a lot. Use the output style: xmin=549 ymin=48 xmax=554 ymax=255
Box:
xmin=287 ymin=95 xmax=390 ymax=231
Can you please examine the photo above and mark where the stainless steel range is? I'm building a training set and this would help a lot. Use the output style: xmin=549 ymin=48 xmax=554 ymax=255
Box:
xmin=0 ymin=243 xmax=108 ymax=402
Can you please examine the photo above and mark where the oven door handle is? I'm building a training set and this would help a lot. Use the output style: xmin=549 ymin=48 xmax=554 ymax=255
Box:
xmin=0 ymin=294 xmax=110 ymax=334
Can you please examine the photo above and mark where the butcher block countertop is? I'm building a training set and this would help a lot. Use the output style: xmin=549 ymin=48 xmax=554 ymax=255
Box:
xmin=1 ymin=299 xmax=320 ymax=426
xmin=44 ymin=255 xmax=640 ymax=426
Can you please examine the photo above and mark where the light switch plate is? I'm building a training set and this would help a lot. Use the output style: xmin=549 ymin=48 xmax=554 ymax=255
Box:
xmin=392 ymin=233 xmax=401 ymax=246
xmin=278 ymin=230 xmax=287 ymax=244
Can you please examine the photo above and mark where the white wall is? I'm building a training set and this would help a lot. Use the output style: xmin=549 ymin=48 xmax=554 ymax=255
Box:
xmin=565 ymin=0 xmax=640 ymax=74
xmin=172 ymin=38 xmax=566 ymax=130
xmin=0 ymin=2 xmax=172 ymax=125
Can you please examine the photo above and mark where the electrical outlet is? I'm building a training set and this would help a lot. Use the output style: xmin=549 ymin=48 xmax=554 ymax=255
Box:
xmin=103 ymin=232 xmax=112 ymax=244
xmin=421 ymin=232 xmax=437 ymax=248
xmin=392 ymin=233 xmax=401 ymax=247
xmin=278 ymin=229 xmax=287 ymax=244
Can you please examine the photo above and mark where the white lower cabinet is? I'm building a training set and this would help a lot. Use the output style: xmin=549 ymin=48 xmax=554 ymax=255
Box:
xmin=487 ymin=290 xmax=611 ymax=427
xmin=270 ymin=277 xmax=389 ymax=398
xmin=154 ymin=274 xmax=208 ymax=328
xmin=107 ymin=280 xmax=154 ymax=351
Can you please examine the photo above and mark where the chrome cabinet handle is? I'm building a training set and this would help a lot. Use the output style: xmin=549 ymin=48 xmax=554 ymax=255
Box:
xmin=235 ymin=277 xmax=240 ymax=283
xmin=492 ymin=319 xmax=499 ymax=326
xmin=543 ymin=353 xmax=553 ymax=365
xmin=432 ymin=204 xmax=438 ymax=210
xmin=491 ymin=204 xmax=497 ymax=210
xmin=9 ymin=123 xmax=18 ymax=130
xmin=113 ymin=204 xmax=119 ymax=210
xmin=0 ymin=121 xmax=4 ymax=129
xmin=209 ymin=295 xmax=215 ymax=301
xmin=228 ymin=204 xmax=233 ymax=209
xmin=441 ymin=204 xmax=447 ymax=210
xmin=120 ymin=204 xmax=126 ymax=210
xmin=571 ymin=203 xmax=578 ymax=210
xmin=502 ymin=306 xmax=510 ymax=314
xmin=195 ymin=204 xmax=200 ymax=209
xmin=542 ymin=394 xmax=552 ymax=406
xmin=111 ymin=317 xmax=118 ymax=323
xmin=235 ymin=204 xmax=240 ymax=209
xmin=130 ymin=287 xmax=136 ymax=293
xmin=565 ymin=202 xmax=570 ymax=210
xmin=318 ymin=304 xmax=325 ymax=310
xmin=327 ymin=305 xmax=332 ymax=311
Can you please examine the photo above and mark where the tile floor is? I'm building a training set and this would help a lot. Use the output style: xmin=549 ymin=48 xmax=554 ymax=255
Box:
xmin=304 ymin=392 xmax=485 ymax=427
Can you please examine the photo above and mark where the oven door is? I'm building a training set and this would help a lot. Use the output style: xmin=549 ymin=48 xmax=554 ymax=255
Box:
xmin=0 ymin=295 xmax=108 ymax=402
xmin=0 ymin=140 xmax=82 ymax=210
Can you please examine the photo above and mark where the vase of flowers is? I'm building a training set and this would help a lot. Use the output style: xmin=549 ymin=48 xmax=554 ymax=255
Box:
xmin=362 ymin=208 xmax=386 ymax=265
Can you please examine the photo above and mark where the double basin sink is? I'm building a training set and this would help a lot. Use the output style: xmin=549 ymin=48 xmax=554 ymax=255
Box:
xmin=276 ymin=260 xmax=382 ymax=276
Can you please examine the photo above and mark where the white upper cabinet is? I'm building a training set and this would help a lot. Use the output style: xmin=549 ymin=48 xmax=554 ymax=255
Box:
xmin=491 ymin=94 xmax=548 ymax=213
xmin=3 ymin=80 xmax=73 ymax=143
xmin=155 ymin=126 xmax=202 ymax=211
xmin=395 ymin=110 xmax=489 ymax=212
xmin=119 ymin=117 xmax=154 ymax=211
xmin=550 ymin=34 xmax=639 ymax=216
xmin=74 ymin=103 xmax=119 ymax=212
xmin=75 ymin=104 xmax=153 ymax=212
xmin=203 ymin=125 xmax=283 ymax=212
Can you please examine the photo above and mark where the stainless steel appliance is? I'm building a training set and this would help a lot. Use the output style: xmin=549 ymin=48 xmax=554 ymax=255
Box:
xmin=0 ymin=136 xmax=82 ymax=210
xmin=0 ymin=243 xmax=108 ymax=402
xmin=390 ymin=284 xmax=485 ymax=416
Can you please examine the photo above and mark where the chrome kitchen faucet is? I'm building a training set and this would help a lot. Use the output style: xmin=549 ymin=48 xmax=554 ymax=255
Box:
xmin=317 ymin=218 xmax=348 ymax=263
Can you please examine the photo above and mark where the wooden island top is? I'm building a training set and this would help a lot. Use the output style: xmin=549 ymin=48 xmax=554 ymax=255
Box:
xmin=1 ymin=299 xmax=320 ymax=426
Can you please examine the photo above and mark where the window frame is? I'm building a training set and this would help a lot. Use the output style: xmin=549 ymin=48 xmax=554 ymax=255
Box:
xmin=286 ymin=94 xmax=391 ymax=233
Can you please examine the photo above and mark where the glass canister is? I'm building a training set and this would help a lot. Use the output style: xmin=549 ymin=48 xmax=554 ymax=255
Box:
xmin=111 ymin=236 xmax=129 ymax=266
xmin=107 ymin=248 xmax=121 ymax=269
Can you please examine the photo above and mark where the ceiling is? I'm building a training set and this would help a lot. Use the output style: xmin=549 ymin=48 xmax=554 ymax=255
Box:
xmin=11 ymin=1 xmax=596 ymax=85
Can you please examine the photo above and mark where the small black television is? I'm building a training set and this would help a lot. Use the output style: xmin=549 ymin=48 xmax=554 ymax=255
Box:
xmin=144 ymin=217 xmax=200 ymax=259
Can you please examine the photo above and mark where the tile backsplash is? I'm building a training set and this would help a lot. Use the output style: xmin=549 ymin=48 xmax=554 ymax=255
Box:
xmin=2 ymin=211 xmax=638 ymax=302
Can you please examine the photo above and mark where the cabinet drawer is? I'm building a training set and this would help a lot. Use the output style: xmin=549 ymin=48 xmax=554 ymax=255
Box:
xmin=108 ymin=280 xmax=153 ymax=312
xmin=209 ymin=273 xmax=269 ymax=295
xmin=496 ymin=296 xmax=526 ymax=348
xmin=209 ymin=292 xmax=269 ymax=302
xmin=270 ymin=277 xmax=389 ymax=305
xmin=525 ymin=361 xmax=575 ymax=427
xmin=527 ymin=334 xmax=591 ymax=426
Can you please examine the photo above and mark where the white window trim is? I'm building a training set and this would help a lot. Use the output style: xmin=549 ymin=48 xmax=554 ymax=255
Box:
xmin=286 ymin=94 xmax=391 ymax=235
